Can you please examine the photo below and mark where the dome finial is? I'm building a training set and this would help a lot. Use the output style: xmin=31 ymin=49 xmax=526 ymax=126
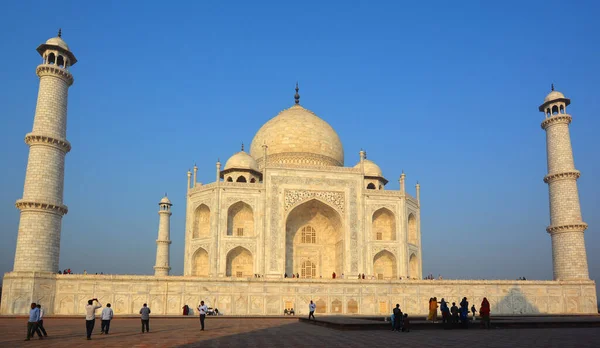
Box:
xmin=241 ymin=142 xmax=244 ymax=152
xmin=551 ymin=83 xmax=555 ymax=91
xmin=294 ymin=82 xmax=300 ymax=104
xmin=164 ymin=192 xmax=167 ymax=197
xmin=58 ymin=28 xmax=62 ymax=38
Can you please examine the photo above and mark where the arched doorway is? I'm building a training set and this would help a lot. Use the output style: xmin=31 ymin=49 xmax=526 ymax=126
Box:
xmin=226 ymin=246 xmax=253 ymax=277
xmin=372 ymin=208 xmax=395 ymax=240
xmin=227 ymin=202 xmax=254 ymax=236
xmin=192 ymin=248 xmax=209 ymax=276
xmin=409 ymin=253 xmax=419 ymax=279
xmin=193 ymin=204 xmax=210 ymax=238
xmin=373 ymin=250 xmax=397 ymax=279
xmin=408 ymin=213 xmax=417 ymax=245
xmin=285 ymin=199 xmax=343 ymax=277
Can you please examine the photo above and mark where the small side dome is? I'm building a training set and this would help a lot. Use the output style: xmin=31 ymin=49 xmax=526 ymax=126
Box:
xmin=45 ymin=36 xmax=70 ymax=51
xmin=224 ymin=151 xmax=259 ymax=171
xmin=354 ymin=159 xmax=383 ymax=177
xmin=160 ymin=196 xmax=171 ymax=204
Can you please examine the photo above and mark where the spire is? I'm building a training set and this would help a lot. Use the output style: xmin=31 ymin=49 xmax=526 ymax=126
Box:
xmin=241 ymin=142 xmax=244 ymax=152
xmin=58 ymin=28 xmax=62 ymax=38
xmin=164 ymin=192 xmax=167 ymax=197
xmin=294 ymin=82 xmax=300 ymax=104
xmin=551 ymin=83 xmax=555 ymax=91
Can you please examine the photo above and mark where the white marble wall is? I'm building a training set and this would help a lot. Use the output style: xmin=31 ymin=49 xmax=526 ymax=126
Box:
xmin=2 ymin=272 xmax=596 ymax=316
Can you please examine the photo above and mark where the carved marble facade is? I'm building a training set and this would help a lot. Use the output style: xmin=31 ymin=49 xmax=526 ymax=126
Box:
xmin=184 ymin=167 xmax=423 ymax=281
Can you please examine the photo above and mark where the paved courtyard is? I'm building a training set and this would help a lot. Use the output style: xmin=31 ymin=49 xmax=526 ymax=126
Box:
xmin=1 ymin=317 xmax=599 ymax=347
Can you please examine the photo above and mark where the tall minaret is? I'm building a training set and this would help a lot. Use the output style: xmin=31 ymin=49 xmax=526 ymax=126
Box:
xmin=154 ymin=195 xmax=172 ymax=276
xmin=539 ymin=86 xmax=589 ymax=280
xmin=12 ymin=30 xmax=77 ymax=273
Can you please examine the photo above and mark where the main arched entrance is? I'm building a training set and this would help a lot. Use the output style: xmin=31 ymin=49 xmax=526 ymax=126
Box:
xmin=285 ymin=199 xmax=343 ymax=278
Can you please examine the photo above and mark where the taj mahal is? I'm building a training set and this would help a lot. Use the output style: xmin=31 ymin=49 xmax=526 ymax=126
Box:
xmin=1 ymin=32 xmax=597 ymax=316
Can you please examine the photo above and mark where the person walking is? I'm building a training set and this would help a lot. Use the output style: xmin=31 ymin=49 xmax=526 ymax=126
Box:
xmin=25 ymin=303 xmax=43 ymax=341
xmin=308 ymin=300 xmax=316 ymax=320
xmin=140 ymin=303 xmax=151 ymax=333
xmin=101 ymin=303 xmax=113 ymax=334
xmin=85 ymin=298 xmax=102 ymax=340
xmin=36 ymin=304 xmax=48 ymax=337
xmin=198 ymin=301 xmax=208 ymax=331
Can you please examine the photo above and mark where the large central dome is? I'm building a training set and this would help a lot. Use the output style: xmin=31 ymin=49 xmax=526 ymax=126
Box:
xmin=250 ymin=104 xmax=344 ymax=167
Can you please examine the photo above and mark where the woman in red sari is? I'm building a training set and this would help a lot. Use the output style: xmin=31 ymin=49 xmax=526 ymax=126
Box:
xmin=480 ymin=297 xmax=491 ymax=329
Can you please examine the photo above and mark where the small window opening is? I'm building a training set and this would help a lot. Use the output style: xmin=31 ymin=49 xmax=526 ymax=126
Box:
xmin=57 ymin=55 xmax=65 ymax=68
xmin=48 ymin=53 xmax=56 ymax=64
xmin=367 ymin=183 xmax=376 ymax=190
xmin=226 ymin=177 xmax=233 ymax=182
xmin=236 ymin=176 xmax=247 ymax=183
xmin=552 ymin=105 xmax=559 ymax=115
xmin=236 ymin=228 xmax=244 ymax=237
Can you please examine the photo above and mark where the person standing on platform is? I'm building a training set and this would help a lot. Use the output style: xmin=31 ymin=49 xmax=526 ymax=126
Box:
xmin=308 ymin=300 xmax=316 ymax=320
xmin=36 ymin=304 xmax=48 ymax=337
xmin=140 ymin=303 xmax=151 ymax=333
xmin=392 ymin=304 xmax=402 ymax=331
xmin=101 ymin=303 xmax=113 ymax=334
xmin=480 ymin=298 xmax=491 ymax=329
xmin=25 ymin=303 xmax=43 ymax=341
xmin=198 ymin=301 xmax=208 ymax=331
xmin=85 ymin=298 xmax=102 ymax=340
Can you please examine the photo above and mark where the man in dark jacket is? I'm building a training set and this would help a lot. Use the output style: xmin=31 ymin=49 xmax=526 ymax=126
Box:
xmin=393 ymin=304 xmax=403 ymax=331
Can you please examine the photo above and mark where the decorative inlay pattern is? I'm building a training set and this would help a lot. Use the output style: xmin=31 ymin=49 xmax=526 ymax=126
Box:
xmin=284 ymin=190 xmax=345 ymax=213
xmin=36 ymin=65 xmax=74 ymax=86
xmin=25 ymin=133 xmax=71 ymax=153
xmin=544 ymin=171 xmax=581 ymax=183
xmin=546 ymin=223 xmax=588 ymax=234
xmin=15 ymin=199 xmax=68 ymax=215
xmin=370 ymin=245 xmax=398 ymax=258
xmin=541 ymin=115 xmax=572 ymax=129
xmin=257 ymin=152 xmax=342 ymax=168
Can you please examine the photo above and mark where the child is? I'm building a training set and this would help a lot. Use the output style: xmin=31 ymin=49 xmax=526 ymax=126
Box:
xmin=471 ymin=304 xmax=477 ymax=320
xmin=401 ymin=313 xmax=410 ymax=332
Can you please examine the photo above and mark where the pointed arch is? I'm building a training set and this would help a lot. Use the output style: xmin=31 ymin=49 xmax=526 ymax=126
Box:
xmin=408 ymin=213 xmax=417 ymax=245
xmin=226 ymin=177 xmax=233 ymax=182
xmin=367 ymin=183 xmax=376 ymax=190
xmin=192 ymin=248 xmax=209 ymax=277
xmin=227 ymin=201 xmax=254 ymax=236
xmin=48 ymin=52 xmax=56 ymax=64
xmin=57 ymin=55 xmax=65 ymax=67
xmin=409 ymin=253 xmax=419 ymax=279
xmin=285 ymin=199 xmax=343 ymax=277
xmin=373 ymin=250 xmax=397 ymax=279
xmin=226 ymin=246 xmax=253 ymax=277
xmin=372 ymin=208 xmax=396 ymax=240
xmin=552 ymin=105 xmax=559 ymax=115
xmin=193 ymin=204 xmax=210 ymax=239
xmin=236 ymin=176 xmax=247 ymax=183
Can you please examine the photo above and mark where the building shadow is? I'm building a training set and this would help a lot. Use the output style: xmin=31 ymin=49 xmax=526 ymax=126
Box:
xmin=491 ymin=286 xmax=540 ymax=315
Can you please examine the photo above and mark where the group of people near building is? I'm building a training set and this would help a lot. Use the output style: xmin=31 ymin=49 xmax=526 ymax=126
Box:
xmin=26 ymin=298 xmax=212 ymax=341
xmin=428 ymin=297 xmax=491 ymax=329
xmin=390 ymin=304 xmax=411 ymax=332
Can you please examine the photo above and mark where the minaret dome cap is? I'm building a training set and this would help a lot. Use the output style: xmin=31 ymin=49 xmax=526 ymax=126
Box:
xmin=36 ymin=31 xmax=78 ymax=65
xmin=538 ymin=89 xmax=570 ymax=112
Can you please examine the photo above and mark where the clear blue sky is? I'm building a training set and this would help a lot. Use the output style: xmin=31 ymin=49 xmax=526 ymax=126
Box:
xmin=1 ymin=1 xmax=599 ymax=286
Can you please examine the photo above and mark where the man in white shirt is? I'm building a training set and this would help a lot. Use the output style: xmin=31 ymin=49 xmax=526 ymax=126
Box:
xmin=308 ymin=300 xmax=316 ymax=320
xmin=198 ymin=301 xmax=208 ymax=331
xmin=101 ymin=303 xmax=114 ymax=334
xmin=85 ymin=298 xmax=102 ymax=340
xmin=36 ymin=304 xmax=48 ymax=337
